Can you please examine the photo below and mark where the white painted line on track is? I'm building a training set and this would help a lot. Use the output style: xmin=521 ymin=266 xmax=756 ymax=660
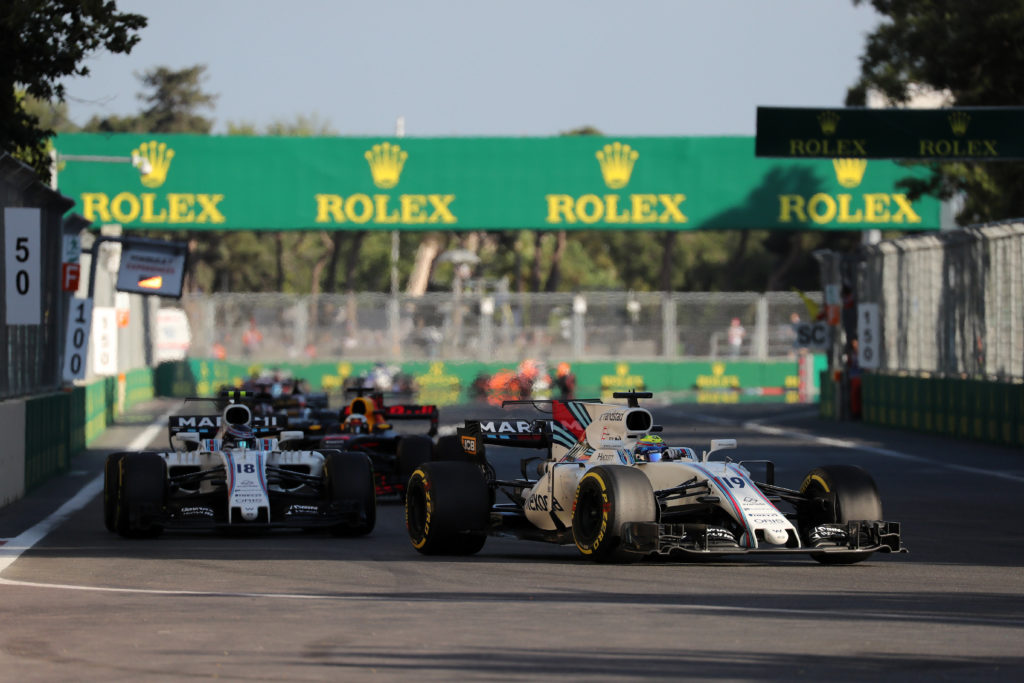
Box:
xmin=0 ymin=573 xmax=1021 ymax=627
xmin=685 ymin=412 xmax=1024 ymax=484
xmin=0 ymin=406 xmax=179 ymax=576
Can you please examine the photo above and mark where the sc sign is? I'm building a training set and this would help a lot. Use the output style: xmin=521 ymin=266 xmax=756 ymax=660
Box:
xmin=794 ymin=322 xmax=830 ymax=350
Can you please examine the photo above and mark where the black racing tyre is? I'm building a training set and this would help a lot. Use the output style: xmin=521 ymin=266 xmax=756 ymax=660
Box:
xmin=397 ymin=436 xmax=434 ymax=482
xmin=798 ymin=465 xmax=883 ymax=565
xmin=325 ymin=450 xmax=376 ymax=537
xmin=114 ymin=452 xmax=166 ymax=539
xmin=432 ymin=434 xmax=468 ymax=461
xmin=405 ymin=461 xmax=489 ymax=555
xmin=572 ymin=465 xmax=657 ymax=563
xmin=103 ymin=452 xmax=127 ymax=532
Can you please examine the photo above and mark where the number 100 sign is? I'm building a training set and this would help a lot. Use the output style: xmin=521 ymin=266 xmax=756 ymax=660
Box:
xmin=63 ymin=298 xmax=93 ymax=382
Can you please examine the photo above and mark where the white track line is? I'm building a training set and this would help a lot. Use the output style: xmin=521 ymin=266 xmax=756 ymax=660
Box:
xmin=0 ymin=407 xmax=176 ymax=575
xmin=686 ymin=412 xmax=1024 ymax=484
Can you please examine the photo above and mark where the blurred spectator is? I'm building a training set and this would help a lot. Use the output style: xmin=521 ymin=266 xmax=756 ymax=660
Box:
xmin=727 ymin=318 xmax=746 ymax=358
xmin=555 ymin=362 xmax=576 ymax=399
xmin=242 ymin=317 xmax=263 ymax=357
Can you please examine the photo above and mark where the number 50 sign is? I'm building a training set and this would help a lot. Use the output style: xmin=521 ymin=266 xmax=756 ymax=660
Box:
xmin=4 ymin=208 xmax=41 ymax=325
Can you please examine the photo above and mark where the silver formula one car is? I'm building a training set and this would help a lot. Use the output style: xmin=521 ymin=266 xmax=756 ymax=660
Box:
xmin=103 ymin=394 xmax=375 ymax=538
xmin=405 ymin=392 xmax=906 ymax=564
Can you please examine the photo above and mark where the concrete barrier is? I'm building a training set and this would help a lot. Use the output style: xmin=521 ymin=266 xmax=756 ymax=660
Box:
xmin=0 ymin=399 xmax=26 ymax=506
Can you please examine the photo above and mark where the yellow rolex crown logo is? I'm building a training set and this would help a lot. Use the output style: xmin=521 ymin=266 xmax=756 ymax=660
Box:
xmin=817 ymin=111 xmax=840 ymax=136
xmin=133 ymin=140 xmax=174 ymax=188
xmin=364 ymin=142 xmax=408 ymax=189
xmin=596 ymin=142 xmax=639 ymax=189
xmin=832 ymin=158 xmax=868 ymax=188
xmin=949 ymin=111 xmax=970 ymax=136
xmin=712 ymin=362 xmax=726 ymax=377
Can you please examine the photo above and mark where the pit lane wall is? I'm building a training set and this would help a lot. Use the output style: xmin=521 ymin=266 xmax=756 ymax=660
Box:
xmin=0 ymin=368 xmax=153 ymax=507
xmin=153 ymin=357 xmax=825 ymax=405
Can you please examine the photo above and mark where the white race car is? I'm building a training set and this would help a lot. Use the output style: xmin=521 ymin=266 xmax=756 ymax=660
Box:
xmin=405 ymin=392 xmax=905 ymax=564
xmin=104 ymin=394 xmax=376 ymax=538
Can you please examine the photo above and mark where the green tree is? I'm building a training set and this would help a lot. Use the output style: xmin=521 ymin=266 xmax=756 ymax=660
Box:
xmin=846 ymin=0 xmax=1024 ymax=224
xmin=1 ymin=0 xmax=145 ymax=179
xmin=83 ymin=65 xmax=216 ymax=133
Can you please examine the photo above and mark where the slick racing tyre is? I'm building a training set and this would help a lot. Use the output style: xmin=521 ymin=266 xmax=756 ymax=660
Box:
xmin=572 ymin=466 xmax=656 ymax=563
xmin=325 ymin=450 xmax=376 ymax=536
xmin=114 ymin=452 xmax=166 ymax=539
xmin=431 ymin=434 xmax=468 ymax=461
xmin=103 ymin=452 xmax=128 ymax=532
xmin=798 ymin=465 xmax=883 ymax=565
xmin=405 ymin=461 xmax=489 ymax=555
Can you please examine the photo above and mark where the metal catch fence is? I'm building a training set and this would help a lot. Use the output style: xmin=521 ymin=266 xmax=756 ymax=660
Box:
xmin=854 ymin=221 xmax=1024 ymax=379
xmin=178 ymin=290 xmax=819 ymax=364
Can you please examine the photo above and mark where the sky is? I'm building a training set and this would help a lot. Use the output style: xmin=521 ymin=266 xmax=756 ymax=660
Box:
xmin=61 ymin=1 xmax=882 ymax=138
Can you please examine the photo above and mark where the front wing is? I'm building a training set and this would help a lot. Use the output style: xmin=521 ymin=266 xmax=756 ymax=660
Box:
xmin=158 ymin=490 xmax=364 ymax=530
xmin=621 ymin=520 xmax=906 ymax=558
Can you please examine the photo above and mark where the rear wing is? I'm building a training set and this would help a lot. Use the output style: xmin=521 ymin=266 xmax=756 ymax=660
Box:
xmin=383 ymin=404 xmax=439 ymax=437
xmin=168 ymin=414 xmax=284 ymax=440
xmin=456 ymin=419 xmax=552 ymax=460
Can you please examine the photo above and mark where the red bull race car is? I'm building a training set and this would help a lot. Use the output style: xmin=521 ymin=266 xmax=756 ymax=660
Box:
xmin=320 ymin=387 xmax=439 ymax=499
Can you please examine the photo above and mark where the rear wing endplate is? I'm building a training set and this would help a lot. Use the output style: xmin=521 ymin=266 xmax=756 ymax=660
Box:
xmin=456 ymin=419 xmax=552 ymax=459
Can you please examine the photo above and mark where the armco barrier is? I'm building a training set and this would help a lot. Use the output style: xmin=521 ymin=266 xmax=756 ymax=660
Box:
xmin=862 ymin=373 xmax=1024 ymax=448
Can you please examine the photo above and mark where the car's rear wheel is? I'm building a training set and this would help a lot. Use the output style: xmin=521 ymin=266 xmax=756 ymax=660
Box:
xmin=798 ymin=465 xmax=883 ymax=565
xmin=103 ymin=452 xmax=127 ymax=532
xmin=325 ymin=450 xmax=376 ymax=536
xmin=572 ymin=465 xmax=656 ymax=563
xmin=405 ymin=461 xmax=489 ymax=555
xmin=114 ymin=452 xmax=166 ymax=539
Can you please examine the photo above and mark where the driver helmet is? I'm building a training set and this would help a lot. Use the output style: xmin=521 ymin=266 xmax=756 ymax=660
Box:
xmin=634 ymin=434 xmax=668 ymax=462
xmin=225 ymin=423 xmax=254 ymax=449
xmin=343 ymin=413 xmax=369 ymax=434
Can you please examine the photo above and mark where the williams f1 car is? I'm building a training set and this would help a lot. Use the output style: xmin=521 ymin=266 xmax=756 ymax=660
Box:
xmin=405 ymin=392 xmax=906 ymax=563
xmin=103 ymin=394 xmax=375 ymax=538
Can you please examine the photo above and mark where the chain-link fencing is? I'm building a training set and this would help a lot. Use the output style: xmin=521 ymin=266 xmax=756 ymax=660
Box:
xmin=854 ymin=221 xmax=1024 ymax=379
xmin=175 ymin=290 xmax=819 ymax=365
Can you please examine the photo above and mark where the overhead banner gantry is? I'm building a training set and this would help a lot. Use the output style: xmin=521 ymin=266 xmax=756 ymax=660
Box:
xmin=55 ymin=133 xmax=941 ymax=231
xmin=756 ymin=106 xmax=1024 ymax=160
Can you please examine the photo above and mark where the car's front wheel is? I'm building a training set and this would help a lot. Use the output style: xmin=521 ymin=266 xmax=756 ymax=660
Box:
xmin=114 ymin=452 xmax=166 ymax=539
xmin=798 ymin=465 xmax=883 ymax=565
xmin=572 ymin=465 xmax=656 ymax=563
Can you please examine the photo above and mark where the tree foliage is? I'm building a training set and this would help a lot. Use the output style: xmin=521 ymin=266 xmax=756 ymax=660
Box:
xmin=82 ymin=65 xmax=216 ymax=133
xmin=1 ymin=0 xmax=146 ymax=178
xmin=846 ymin=0 xmax=1024 ymax=223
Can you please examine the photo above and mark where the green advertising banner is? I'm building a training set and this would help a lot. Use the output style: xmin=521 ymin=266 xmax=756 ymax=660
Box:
xmin=54 ymin=133 xmax=941 ymax=231
xmin=156 ymin=357 xmax=821 ymax=408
